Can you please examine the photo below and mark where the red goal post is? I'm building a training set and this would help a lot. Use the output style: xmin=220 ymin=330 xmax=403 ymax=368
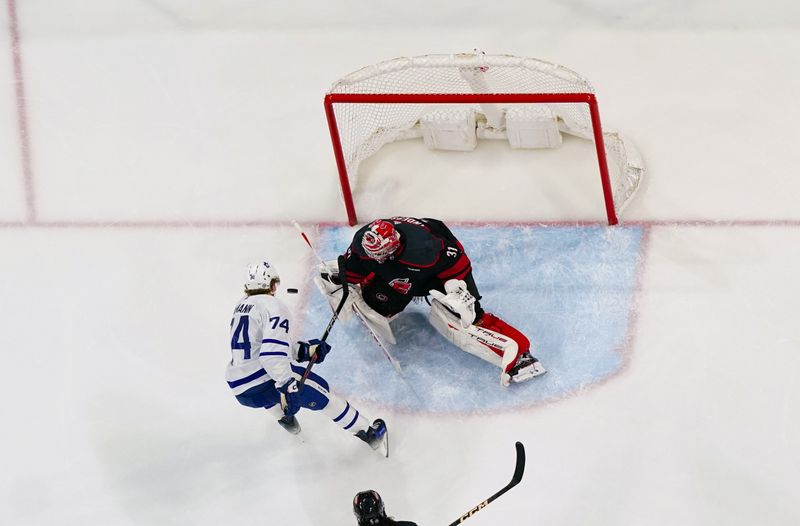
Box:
xmin=324 ymin=53 xmax=644 ymax=226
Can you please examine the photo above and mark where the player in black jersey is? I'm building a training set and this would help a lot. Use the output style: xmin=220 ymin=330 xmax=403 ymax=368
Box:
xmin=343 ymin=216 xmax=479 ymax=317
xmin=318 ymin=216 xmax=545 ymax=386
xmin=353 ymin=490 xmax=417 ymax=526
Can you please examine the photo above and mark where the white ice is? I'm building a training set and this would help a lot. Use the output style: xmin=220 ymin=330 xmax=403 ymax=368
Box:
xmin=1 ymin=2 xmax=799 ymax=525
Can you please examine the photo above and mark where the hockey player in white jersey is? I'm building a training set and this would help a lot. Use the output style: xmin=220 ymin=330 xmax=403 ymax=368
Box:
xmin=226 ymin=260 xmax=387 ymax=453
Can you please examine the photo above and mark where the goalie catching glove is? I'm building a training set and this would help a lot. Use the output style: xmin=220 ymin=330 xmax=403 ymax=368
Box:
xmin=428 ymin=279 xmax=476 ymax=328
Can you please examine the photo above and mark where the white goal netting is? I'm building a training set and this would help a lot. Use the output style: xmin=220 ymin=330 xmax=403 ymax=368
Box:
xmin=327 ymin=53 xmax=644 ymax=223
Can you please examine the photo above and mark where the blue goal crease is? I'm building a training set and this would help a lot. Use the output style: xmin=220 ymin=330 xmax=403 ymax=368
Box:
xmin=300 ymin=224 xmax=645 ymax=415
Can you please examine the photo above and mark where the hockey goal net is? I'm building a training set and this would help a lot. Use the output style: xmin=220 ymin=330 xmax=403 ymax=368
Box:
xmin=325 ymin=53 xmax=644 ymax=225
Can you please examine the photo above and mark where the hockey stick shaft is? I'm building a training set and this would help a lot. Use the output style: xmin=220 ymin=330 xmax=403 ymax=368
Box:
xmin=292 ymin=220 xmax=331 ymax=272
xmin=447 ymin=442 xmax=526 ymax=526
xmin=298 ymin=255 xmax=348 ymax=388
xmin=291 ymin=220 xmax=402 ymax=373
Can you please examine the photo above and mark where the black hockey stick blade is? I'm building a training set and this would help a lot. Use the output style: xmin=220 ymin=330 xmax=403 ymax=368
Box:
xmin=298 ymin=255 xmax=349 ymax=388
xmin=447 ymin=441 xmax=526 ymax=526
xmin=510 ymin=441 xmax=525 ymax=484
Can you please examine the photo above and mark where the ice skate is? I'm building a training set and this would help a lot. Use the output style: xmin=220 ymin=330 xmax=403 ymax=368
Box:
xmin=278 ymin=415 xmax=301 ymax=435
xmin=507 ymin=352 xmax=547 ymax=383
xmin=356 ymin=418 xmax=389 ymax=457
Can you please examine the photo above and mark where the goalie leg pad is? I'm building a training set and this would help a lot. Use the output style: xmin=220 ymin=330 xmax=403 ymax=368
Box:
xmin=429 ymin=300 xmax=519 ymax=382
xmin=477 ymin=312 xmax=544 ymax=385
xmin=477 ymin=313 xmax=531 ymax=372
xmin=317 ymin=260 xmax=398 ymax=345
xmin=353 ymin=292 xmax=397 ymax=345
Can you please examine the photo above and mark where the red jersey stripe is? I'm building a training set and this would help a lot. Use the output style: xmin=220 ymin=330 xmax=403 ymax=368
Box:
xmin=437 ymin=254 xmax=471 ymax=279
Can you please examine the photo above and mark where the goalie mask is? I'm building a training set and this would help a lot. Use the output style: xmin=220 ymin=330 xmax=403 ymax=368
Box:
xmin=244 ymin=260 xmax=280 ymax=292
xmin=362 ymin=220 xmax=401 ymax=262
xmin=353 ymin=490 xmax=386 ymax=526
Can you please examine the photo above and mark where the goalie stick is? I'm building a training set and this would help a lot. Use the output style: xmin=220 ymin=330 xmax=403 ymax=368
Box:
xmin=447 ymin=441 xmax=526 ymax=526
xmin=291 ymin=220 xmax=402 ymax=373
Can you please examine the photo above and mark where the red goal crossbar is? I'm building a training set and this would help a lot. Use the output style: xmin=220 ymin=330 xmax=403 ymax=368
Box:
xmin=323 ymin=92 xmax=618 ymax=226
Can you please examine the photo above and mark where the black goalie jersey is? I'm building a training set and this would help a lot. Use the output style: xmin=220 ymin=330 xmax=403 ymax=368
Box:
xmin=342 ymin=216 xmax=482 ymax=317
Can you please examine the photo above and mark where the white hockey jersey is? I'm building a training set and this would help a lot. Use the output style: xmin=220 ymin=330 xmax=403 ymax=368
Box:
xmin=225 ymin=293 xmax=299 ymax=396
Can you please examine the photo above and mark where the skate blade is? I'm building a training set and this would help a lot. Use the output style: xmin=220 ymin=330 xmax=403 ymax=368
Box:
xmin=511 ymin=363 xmax=547 ymax=383
xmin=378 ymin=431 xmax=389 ymax=458
xmin=278 ymin=416 xmax=305 ymax=442
xmin=372 ymin=423 xmax=389 ymax=458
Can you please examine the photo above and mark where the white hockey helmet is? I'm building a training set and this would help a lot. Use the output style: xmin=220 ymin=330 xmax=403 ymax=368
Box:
xmin=244 ymin=260 xmax=280 ymax=292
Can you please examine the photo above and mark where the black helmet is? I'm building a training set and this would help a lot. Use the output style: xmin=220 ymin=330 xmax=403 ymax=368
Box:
xmin=353 ymin=490 xmax=386 ymax=525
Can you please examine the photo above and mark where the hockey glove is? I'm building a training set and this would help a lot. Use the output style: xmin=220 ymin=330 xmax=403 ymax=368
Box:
xmin=313 ymin=265 xmax=356 ymax=324
xmin=429 ymin=279 xmax=476 ymax=328
xmin=278 ymin=378 xmax=301 ymax=416
xmin=297 ymin=338 xmax=331 ymax=364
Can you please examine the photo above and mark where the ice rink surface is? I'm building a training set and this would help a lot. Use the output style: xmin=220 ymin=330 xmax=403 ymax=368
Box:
xmin=1 ymin=1 xmax=800 ymax=525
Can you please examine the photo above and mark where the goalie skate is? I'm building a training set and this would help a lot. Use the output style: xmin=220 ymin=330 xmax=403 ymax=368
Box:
xmin=506 ymin=352 xmax=547 ymax=384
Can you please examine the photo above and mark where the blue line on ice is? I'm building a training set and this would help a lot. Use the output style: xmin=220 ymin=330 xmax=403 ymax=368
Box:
xmin=301 ymin=224 xmax=644 ymax=414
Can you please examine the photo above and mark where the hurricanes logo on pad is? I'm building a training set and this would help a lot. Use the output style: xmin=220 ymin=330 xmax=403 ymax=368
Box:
xmin=389 ymin=278 xmax=412 ymax=294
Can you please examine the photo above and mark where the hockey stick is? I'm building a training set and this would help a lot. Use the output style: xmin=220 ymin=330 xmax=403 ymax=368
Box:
xmin=447 ymin=441 xmax=526 ymax=526
xmin=291 ymin=221 xmax=402 ymax=373
xmin=291 ymin=220 xmax=329 ymax=270
xmin=298 ymin=254 xmax=349 ymax=388
xmin=279 ymin=256 xmax=348 ymax=427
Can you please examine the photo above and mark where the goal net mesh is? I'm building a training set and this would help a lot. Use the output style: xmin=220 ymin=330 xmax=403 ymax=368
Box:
xmin=327 ymin=53 xmax=643 ymax=219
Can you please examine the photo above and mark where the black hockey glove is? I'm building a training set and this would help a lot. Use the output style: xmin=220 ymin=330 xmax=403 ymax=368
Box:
xmin=297 ymin=338 xmax=331 ymax=364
